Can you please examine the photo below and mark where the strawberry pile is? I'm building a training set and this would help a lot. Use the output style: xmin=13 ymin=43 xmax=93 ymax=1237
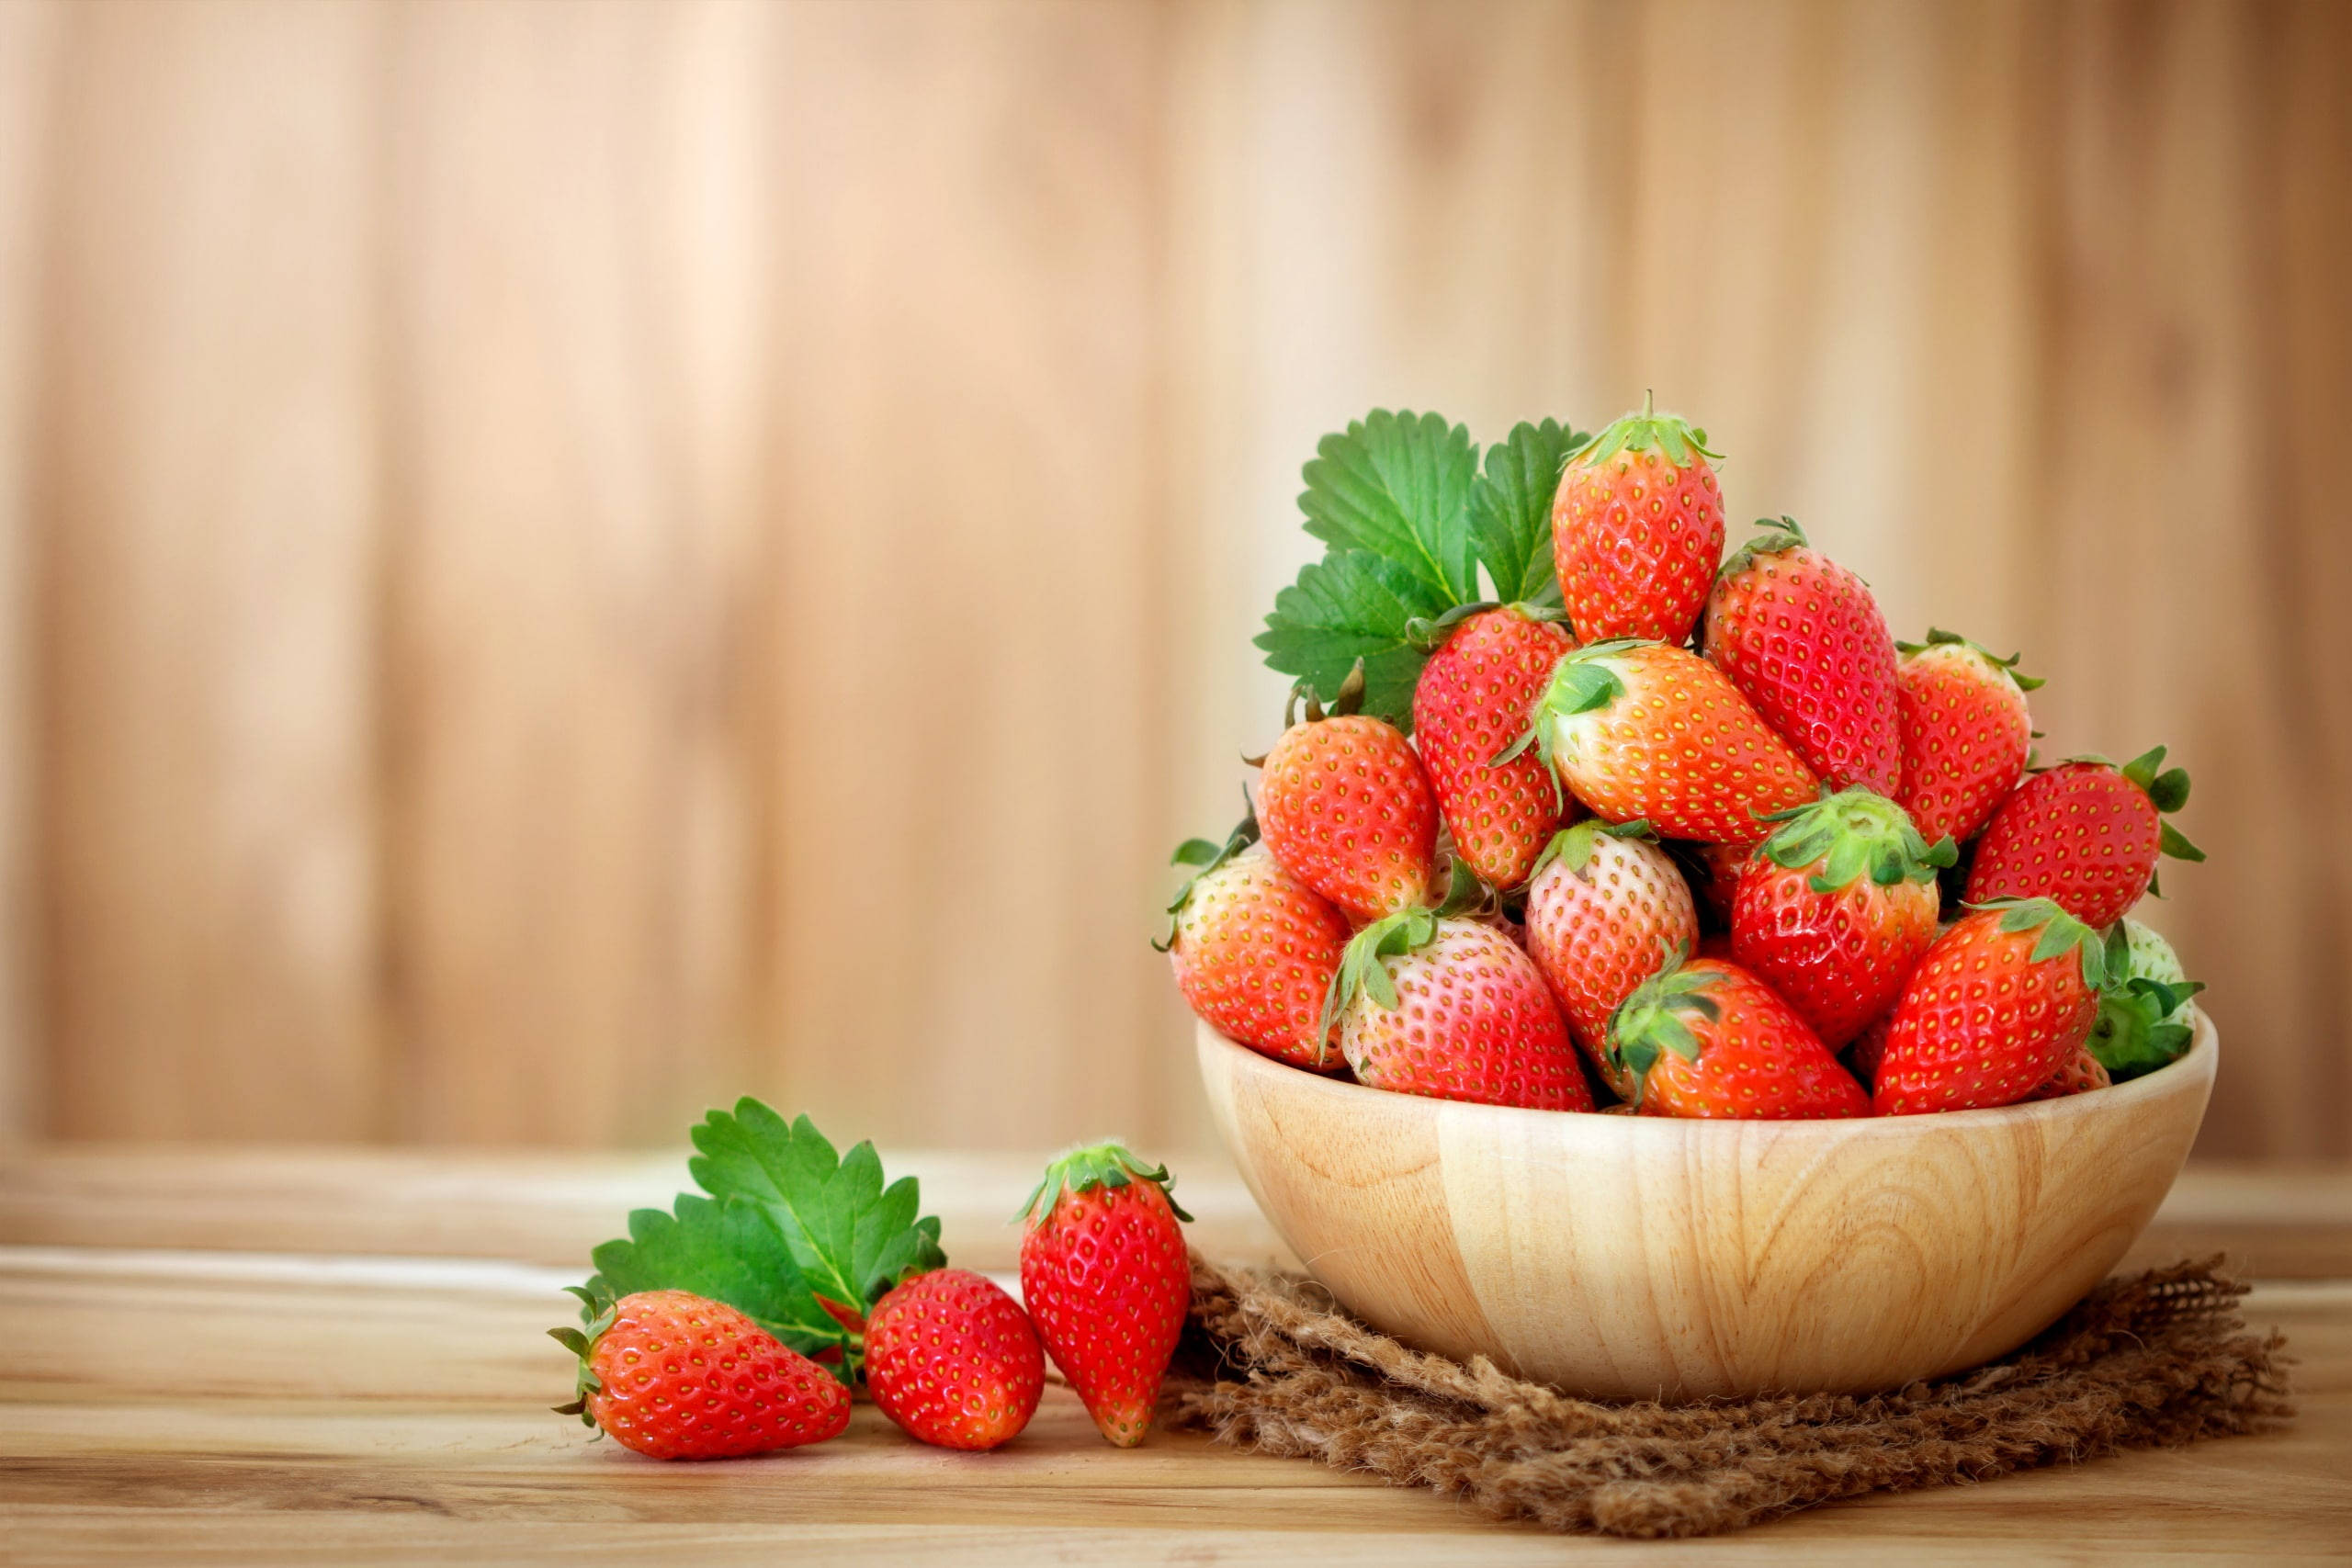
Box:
xmin=1166 ymin=401 xmax=2208 ymax=1119
xmin=553 ymin=1105 xmax=1195 ymax=1460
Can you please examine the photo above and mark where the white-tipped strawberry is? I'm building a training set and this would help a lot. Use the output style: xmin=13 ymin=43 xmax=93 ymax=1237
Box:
xmin=1521 ymin=818 xmax=1697 ymax=1099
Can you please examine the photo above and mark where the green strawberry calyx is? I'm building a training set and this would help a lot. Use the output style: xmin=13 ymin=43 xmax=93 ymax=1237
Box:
xmin=1402 ymin=598 xmax=1570 ymax=651
xmin=1154 ymin=795 xmax=1261 ymax=953
xmin=1019 ymin=1142 xmax=1194 ymax=1226
xmin=1317 ymin=906 xmax=1442 ymax=1062
xmin=548 ymin=1297 xmax=620 ymax=1428
xmin=1715 ymin=515 xmax=1812 ymax=584
xmin=1973 ymin=897 xmax=2110 ymax=989
xmin=1527 ymin=817 xmax=1657 ymax=884
xmin=1893 ymin=627 xmax=2045 ymax=692
xmin=1568 ymin=390 xmax=1722 ymax=471
xmin=1494 ymin=638 xmax=1647 ymax=807
xmin=1751 ymin=788 xmax=1956 ymax=894
xmin=1605 ymin=945 xmax=1717 ymax=1105
xmin=2087 ymin=973 xmax=2207 ymax=1081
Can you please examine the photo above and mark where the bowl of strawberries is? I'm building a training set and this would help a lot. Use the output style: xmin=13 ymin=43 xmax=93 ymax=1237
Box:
xmin=1164 ymin=402 xmax=2214 ymax=1400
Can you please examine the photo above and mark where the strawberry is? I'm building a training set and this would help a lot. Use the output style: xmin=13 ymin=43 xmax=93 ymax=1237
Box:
xmin=1019 ymin=1145 xmax=1194 ymax=1448
xmin=864 ymin=1269 xmax=1045 ymax=1451
xmin=1681 ymin=840 xmax=1748 ymax=927
xmin=1894 ymin=629 xmax=2039 ymax=844
xmin=1872 ymin=898 xmax=2109 ymax=1115
xmin=1515 ymin=639 xmax=1818 ymax=846
xmin=1964 ymin=746 xmax=2203 ymax=929
xmin=1521 ymin=819 xmax=1698 ymax=1099
xmin=1551 ymin=395 xmax=1725 ymax=644
xmin=2086 ymin=917 xmax=2205 ymax=1081
xmin=1255 ymin=666 xmax=1438 ymax=922
xmin=1702 ymin=517 xmax=1901 ymax=794
xmin=1607 ymin=955 xmax=1870 ymax=1119
xmin=1160 ymin=814 xmax=1350 ymax=1069
xmin=1730 ymin=789 xmax=1954 ymax=1047
xmin=551 ymin=1289 xmax=850 ymax=1460
xmin=2022 ymin=1047 xmax=2112 ymax=1101
xmin=1412 ymin=604 xmax=1577 ymax=888
xmin=1327 ymin=908 xmax=1593 ymax=1111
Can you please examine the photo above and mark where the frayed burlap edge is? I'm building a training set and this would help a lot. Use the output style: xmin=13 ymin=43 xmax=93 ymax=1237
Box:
xmin=1160 ymin=1253 xmax=2292 ymax=1539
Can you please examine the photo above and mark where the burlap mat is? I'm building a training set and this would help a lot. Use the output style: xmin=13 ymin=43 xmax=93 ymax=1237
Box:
xmin=1162 ymin=1253 xmax=2291 ymax=1538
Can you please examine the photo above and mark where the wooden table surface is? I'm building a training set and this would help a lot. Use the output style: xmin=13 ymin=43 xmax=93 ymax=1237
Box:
xmin=5 ymin=1146 xmax=2350 ymax=1565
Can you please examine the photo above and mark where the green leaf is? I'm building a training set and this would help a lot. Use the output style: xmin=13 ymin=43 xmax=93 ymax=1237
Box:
xmin=1170 ymin=838 xmax=1223 ymax=867
xmin=1256 ymin=548 xmax=1450 ymax=730
xmin=583 ymin=1194 xmax=853 ymax=1378
xmin=689 ymin=1101 xmax=946 ymax=1318
xmin=1467 ymin=419 xmax=1585 ymax=605
xmin=1297 ymin=411 xmax=1481 ymax=606
xmin=2159 ymin=822 xmax=2207 ymax=863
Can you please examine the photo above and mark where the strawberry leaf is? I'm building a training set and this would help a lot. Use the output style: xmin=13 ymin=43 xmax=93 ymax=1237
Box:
xmin=1256 ymin=547 xmax=1450 ymax=730
xmin=689 ymin=1101 xmax=946 ymax=1318
xmin=1468 ymin=419 xmax=1586 ymax=607
xmin=1297 ymin=411 xmax=1481 ymax=606
xmin=582 ymin=1194 xmax=854 ymax=1378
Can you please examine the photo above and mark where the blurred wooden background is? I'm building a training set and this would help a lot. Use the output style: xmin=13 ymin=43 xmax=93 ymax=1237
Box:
xmin=0 ymin=0 xmax=2343 ymax=1158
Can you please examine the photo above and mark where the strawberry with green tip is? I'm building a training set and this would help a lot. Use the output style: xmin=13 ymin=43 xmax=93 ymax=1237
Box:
xmin=1607 ymin=954 xmax=1870 ymax=1119
xmin=1411 ymin=604 xmax=1577 ymax=888
xmin=1255 ymin=663 xmax=1439 ymax=922
xmin=551 ymin=1289 xmax=851 ymax=1460
xmin=1326 ymin=906 xmax=1592 ymax=1110
xmin=1731 ymin=788 xmax=1956 ymax=1047
xmin=1018 ymin=1145 xmax=1193 ymax=1449
xmin=1521 ymin=818 xmax=1698 ymax=1098
xmin=1513 ymin=639 xmax=1819 ymax=846
xmin=2086 ymin=918 xmax=2205 ymax=1081
xmin=1703 ymin=516 xmax=1901 ymax=793
xmin=1894 ymin=629 xmax=2040 ymax=844
xmin=1964 ymin=746 xmax=2203 ymax=928
xmin=1873 ymin=898 xmax=2109 ymax=1115
xmin=1551 ymin=394 xmax=1725 ymax=644
xmin=864 ymin=1269 xmax=1044 ymax=1451
xmin=1159 ymin=811 xmax=1350 ymax=1069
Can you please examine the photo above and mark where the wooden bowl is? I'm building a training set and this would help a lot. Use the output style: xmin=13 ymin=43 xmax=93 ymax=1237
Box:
xmin=1196 ymin=1010 xmax=2217 ymax=1400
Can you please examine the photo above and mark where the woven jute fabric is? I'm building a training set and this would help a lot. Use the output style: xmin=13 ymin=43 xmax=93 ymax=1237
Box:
xmin=1161 ymin=1253 xmax=2291 ymax=1538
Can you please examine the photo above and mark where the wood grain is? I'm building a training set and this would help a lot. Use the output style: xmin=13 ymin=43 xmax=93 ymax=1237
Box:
xmin=1 ymin=1158 xmax=2348 ymax=1563
xmin=1201 ymin=1015 xmax=2220 ymax=1398
xmin=0 ymin=0 xmax=2345 ymax=1155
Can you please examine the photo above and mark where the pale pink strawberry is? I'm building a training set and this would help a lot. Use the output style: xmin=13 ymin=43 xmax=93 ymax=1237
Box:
xmin=1521 ymin=819 xmax=1698 ymax=1099
xmin=1327 ymin=910 xmax=1592 ymax=1111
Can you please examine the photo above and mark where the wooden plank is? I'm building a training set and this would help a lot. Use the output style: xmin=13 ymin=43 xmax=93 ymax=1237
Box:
xmin=753 ymin=1 xmax=1190 ymax=1153
xmin=0 ymin=0 xmax=62 ymax=1141
xmin=0 ymin=1247 xmax=2344 ymax=1562
xmin=28 ymin=0 xmax=383 ymax=1140
xmin=0 ymin=1147 xmax=2345 ymax=1280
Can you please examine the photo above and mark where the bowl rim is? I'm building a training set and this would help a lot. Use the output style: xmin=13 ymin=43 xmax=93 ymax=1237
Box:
xmin=1197 ymin=1005 xmax=2217 ymax=1143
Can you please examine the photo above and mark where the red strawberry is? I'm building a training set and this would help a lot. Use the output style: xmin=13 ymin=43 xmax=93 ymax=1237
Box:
xmin=864 ymin=1269 xmax=1045 ymax=1451
xmin=1730 ymin=789 xmax=1954 ymax=1047
xmin=1327 ymin=908 xmax=1593 ymax=1110
xmin=1703 ymin=517 xmax=1901 ymax=793
xmin=1020 ymin=1145 xmax=1193 ymax=1448
xmin=551 ymin=1289 xmax=850 ymax=1460
xmin=1521 ymin=819 xmax=1698 ymax=1098
xmin=2021 ymin=1047 xmax=2112 ymax=1101
xmin=1551 ymin=395 xmax=1725 ymax=644
xmin=1517 ymin=639 xmax=1819 ymax=846
xmin=1684 ymin=840 xmax=1748 ymax=926
xmin=1607 ymin=955 xmax=1870 ymax=1119
xmin=1894 ymin=629 xmax=2039 ymax=844
xmin=1160 ymin=816 xmax=1350 ymax=1069
xmin=1873 ymin=899 xmax=2108 ymax=1115
xmin=1412 ymin=604 xmax=1577 ymax=888
xmin=1255 ymin=669 xmax=1438 ymax=922
xmin=1964 ymin=747 xmax=2203 ymax=929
